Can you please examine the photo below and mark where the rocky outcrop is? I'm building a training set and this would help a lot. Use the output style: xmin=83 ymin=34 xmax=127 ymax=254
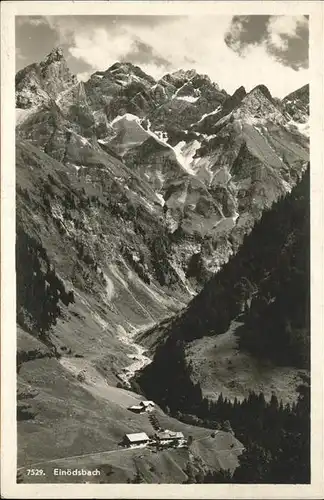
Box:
xmin=148 ymin=70 xmax=228 ymax=143
xmin=16 ymin=47 xmax=77 ymax=109
xmin=282 ymin=84 xmax=309 ymax=123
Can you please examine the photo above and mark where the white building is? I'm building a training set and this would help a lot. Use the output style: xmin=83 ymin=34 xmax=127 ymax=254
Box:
xmin=140 ymin=401 xmax=155 ymax=411
xmin=156 ymin=430 xmax=186 ymax=447
xmin=128 ymin=404 xmax=144 ymax=414
xmin=128 ymin=400 xmax=156 ymax=414
xmin=123 ymin=432 xmax=150 ymax=449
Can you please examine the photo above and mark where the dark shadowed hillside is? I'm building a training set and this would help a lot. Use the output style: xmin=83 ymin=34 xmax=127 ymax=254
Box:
xmin=138 ymin=165 xmax=309 ymax=366
xmin=136 ymin=168 xmax=310 ymax=483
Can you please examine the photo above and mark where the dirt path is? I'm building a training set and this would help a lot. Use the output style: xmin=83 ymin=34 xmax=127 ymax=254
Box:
xmin=17 ymin=446 xmax=144 ymax=472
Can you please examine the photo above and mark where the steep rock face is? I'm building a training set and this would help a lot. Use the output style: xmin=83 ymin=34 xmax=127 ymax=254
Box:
xmin=16 ymin=47 xmax=77 ymax=109
xmin=167 ymin=84 xmax=309 ymax=265
xmin=148 ymin=70 xmax=228 ymax=144
xmin=162 ymin=166 xmax=309 ymax=349
xmin=84 ymin=62 xmax=158 ymax=121
xmin=16 ymin=49 xmax=309 ymax=288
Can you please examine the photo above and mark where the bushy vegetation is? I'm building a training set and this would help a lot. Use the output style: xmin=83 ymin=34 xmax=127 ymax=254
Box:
xmin=149 ymin=234 xmax=179 ymax=287
xmin=188 ymin=384 xmax=310 ymax=484
xmin=16 ymin=226 xmax=75 ymax=337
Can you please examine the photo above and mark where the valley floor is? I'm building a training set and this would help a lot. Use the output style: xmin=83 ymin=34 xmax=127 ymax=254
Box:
xmin=17 ymin=308 xmax=308 ymax=484
xmin=17 ymin=321 xmax=242 ymax=484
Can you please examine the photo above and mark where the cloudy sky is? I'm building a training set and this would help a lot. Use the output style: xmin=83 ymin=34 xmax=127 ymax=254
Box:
xmin=16 ymin=15 xmax=309 ymax=98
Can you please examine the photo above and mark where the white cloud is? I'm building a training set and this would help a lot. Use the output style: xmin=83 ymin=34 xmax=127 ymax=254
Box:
xmin=16 ymin=16 xmax=48 ymax=28
xmin=29 ymin=18 xmax=48 ymax=27
xmin=49 ymin=16 xmax=308 ymax=98
xmin=267 ymin=16 xmax=308 ymax=50
xmin=77 ymin=71 xmax=92 ymax=82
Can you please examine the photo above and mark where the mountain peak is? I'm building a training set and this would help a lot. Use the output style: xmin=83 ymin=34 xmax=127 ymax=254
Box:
xmin=41 ymin=47 xmax=65 ymax=66
xmin=106 ymin=61 xmax=156 ymax=85
xmin=15 ymin=46 xmax=76 ymax=109
xmin=108 ymin=61 xmax=135 ymax=71
xmin=282 ymin=84 xmax=309 ymax=124
xmin=170 ymin=68 xmax=197 ymax=79
xmin=233 ymin=86 xmax=246 ymax=98
xmin=249 ymin=84 xmax=273 ymax=102
xmin=283 ymin=84 xmax=309 ymax=102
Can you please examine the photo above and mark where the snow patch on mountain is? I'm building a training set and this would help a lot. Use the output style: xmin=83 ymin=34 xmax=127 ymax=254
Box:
xmin=16 ymin=107 xmax=38 ymax=125
xmin=109 ymin=263 xmax=130 ymax=291
xmin=287 ymin=120 xmax=309 ymax=138
xmin=111 ymin=113 xmax=142 ymax=127
xmin=115 ymin=78 xmax=128 ymax=87
xmin=144 ymin=117 xmax=203 ymax=177
xmin=155 ymin=171 xmax=165 ymax=188
xmin=170 ymin=258 xmax=197 ymax=297
xmin=204 ymin=134 xmax=217 ymax=141
xmin=155 ymin=193 xmax=165 ymax=206
xmin=146 ymin=129 xmax=169 ymax=147
xmin=165 ymin=211 xmax=179 ymax=233
xmin=197 ymin=105 xmax=222 ymax=124
xmin=173 ymin=140 xmax=201 ymax=175
xmin=177 ymin=95 xmax=200 ymax=103
xmin=151 ymin=130 xmax=169 ymax=143
xmin=66 ymin=129 xmax=91 ymax=146
xmin=232 ymin=210 xmax=240 ymax=224
xmin=71 ymin=164 xmax=87 ymax=172
xmin=102 ymin=272 xmax=115 ymax=301
xmin=183 ymin=155 xmax=214 ymax=186
xmin=145 ymin=118 xmax=169 ymax=142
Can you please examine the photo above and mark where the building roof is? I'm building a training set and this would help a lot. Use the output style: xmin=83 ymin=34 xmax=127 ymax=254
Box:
xmin=140 ymin=400 xmax=155 ymax=407
xmin=128 ymin=405 xmax=144 ymax=410
xmin=157 ymin=430 xmax=184 ymax=440
xmin=125 ymin=432 xmax=150 ymax=443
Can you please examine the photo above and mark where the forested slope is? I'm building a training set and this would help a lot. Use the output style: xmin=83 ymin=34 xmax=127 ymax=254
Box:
xmin=136 ymin=167 xmax=310 ymax=482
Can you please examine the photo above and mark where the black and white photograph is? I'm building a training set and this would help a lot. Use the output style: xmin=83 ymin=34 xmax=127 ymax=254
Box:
xmin=1 ymin=1 xmax=323 ymax=498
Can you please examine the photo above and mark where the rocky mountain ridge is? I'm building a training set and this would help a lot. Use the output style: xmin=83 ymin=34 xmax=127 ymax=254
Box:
xmin=16 ymin=48 xmax=309 ymax=285
xmin=16 ymin=47 xmax=78 ymax=109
